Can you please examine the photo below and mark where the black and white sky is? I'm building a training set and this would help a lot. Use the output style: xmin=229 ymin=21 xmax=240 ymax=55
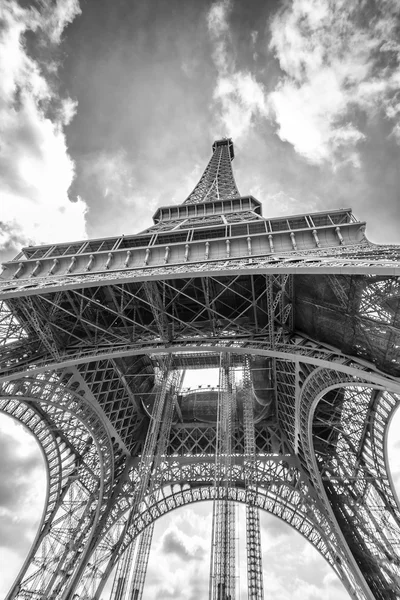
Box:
xmin=1 ymin=0 xmax=400 ymax=598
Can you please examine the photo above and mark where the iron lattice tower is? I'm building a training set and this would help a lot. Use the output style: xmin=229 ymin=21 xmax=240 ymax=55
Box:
xmin=2 ymin=138 xmax=400 ymax=600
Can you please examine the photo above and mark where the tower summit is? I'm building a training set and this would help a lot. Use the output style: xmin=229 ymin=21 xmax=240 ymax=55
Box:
xmin=1 ymin=140 xmax=400 ymax=600
xmin=184 ymin=138 xmax=238 ymax=204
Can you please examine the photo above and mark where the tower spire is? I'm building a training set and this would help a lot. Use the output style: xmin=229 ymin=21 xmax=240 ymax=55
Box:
xmin=184 ymin=138 xmax=240 ymax=204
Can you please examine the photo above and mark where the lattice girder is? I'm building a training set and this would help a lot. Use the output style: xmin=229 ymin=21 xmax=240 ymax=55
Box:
xmin=2 ymin=137 xmax=400 ymax=600
xmin=2 ymin=272 xmax=400 ymax=385
xmin=210 ymin=357 xmax=236 ymax=600
xmin=126 ymin=523 xmax=154 ymax=600
xmin=0 ymin=372 xmax=117 ymax=600
xmin=110 ymin=537 xmax=137 ymax=600
xmin=2 ymin=243 xmax=400 ymax=303
xmin=243 ymin=356 xmax=264 ymax=599
xmin=75 ymin=452 xmax=360 ymax=598
xmin=0 ymin=300 xmax=29 ymax=348
xmin=299 ymin=368 xmax=400 ymax=600
xmin=108 ymin=371 xmax=181 ymax=600
xmin=184 ymin=139 xmax=239 ymax=204
xmin=5 ymin=353 xmax=398 ymax=599
xmin=73 ymin=365 xmax=182 ymax=598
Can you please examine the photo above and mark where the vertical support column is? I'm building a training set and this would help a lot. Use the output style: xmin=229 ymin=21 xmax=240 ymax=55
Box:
xmin=210 ymin=355 xmax=236 ymax=600
xmin=243 ymin=356 xmax=264 ymax=600
xmin=95 ymin=361 xmax=183 ymax=599
xmin=245 ymin=507 xmax=263 ymax=600
xmin=123 ymin=370 xmax=182 ymax=599
xmin=78 ymin=358 xmax=174 ymax=598
xmin=266 ymin=276 xmax=278 ymax=417
xmin=127 ymin=522 xmax=155 ymax=600
xmin=110 ymin=540 xmax=137 ymax=600
xmin=4 ymin=388 xmax=111 ymax=600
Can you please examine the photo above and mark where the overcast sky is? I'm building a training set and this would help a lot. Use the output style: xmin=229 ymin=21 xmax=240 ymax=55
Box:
xmin=1 ymin=0 xmax=400 ymax=598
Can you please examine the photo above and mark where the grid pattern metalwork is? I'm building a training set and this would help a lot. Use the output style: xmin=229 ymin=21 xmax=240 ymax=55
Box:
xmin=243 ymin=357 xmax=264 ymax=599
xmin=184 ymin=139 xmax=239 ymax=204
xmin=1 ymin=138 xmax=400 ymax=600
xmin=210 ymin=356 xmax=236 ymax=600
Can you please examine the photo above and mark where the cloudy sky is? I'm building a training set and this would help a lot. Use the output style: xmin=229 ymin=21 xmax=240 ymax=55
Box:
xmin=1 ymin=0 xmax=400 ymax=597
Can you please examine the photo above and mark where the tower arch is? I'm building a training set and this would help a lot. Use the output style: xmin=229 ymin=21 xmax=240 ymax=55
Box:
xmin=1 ymin=138 xmax=400 ymax=600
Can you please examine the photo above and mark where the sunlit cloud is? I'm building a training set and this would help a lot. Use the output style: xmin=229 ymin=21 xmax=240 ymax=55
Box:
xmin=0 ymin=418 xmax=45 ymax=597
xmin=254 ymin=190 xmax=318 ymax=218
xmin=145 ymin=510 xmax=210 ymax=600
xmin=75 ymin=149 xmax=157 ymax=239
xmin=207 ymin=0 xmax=268 ymax=140
xmin=0 ymin=0 xmax=86 ymax=254
xmin=161 ymin=527 xmax=205 ymax=561
xmin=268 ymin=0 xmax=400 ymax=165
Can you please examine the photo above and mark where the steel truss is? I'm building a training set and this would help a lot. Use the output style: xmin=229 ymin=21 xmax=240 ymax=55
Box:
xmin=71 ymin=361 xmax=182 ymax=598
xmin=108 ymin=363 xmax=182 ymax=600
xmin=184 ymin=139 xmax=239 ymax=204
xmin=1 ymin=138 xmax=400 ymax=600
xmin=210 ymin=356 xmax=236 ymax=600
xmin=109 ymin=523 xmax=155 ymax=600
xmin=127 ymin=522 xmax=155 ymax=600
xmin=243 ymin=357 xmax=264 ymax=599
xmin=110 ymin=537 xmax=137 ymax=600
xmin=0 ymin=372 xmax=116 ymax=600
xmin=2 ymin=363 xmax=400 ymax=599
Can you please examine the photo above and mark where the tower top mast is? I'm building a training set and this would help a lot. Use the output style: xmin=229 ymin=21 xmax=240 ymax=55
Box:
xmin=183 ymin=138 xmax=240 ymax=205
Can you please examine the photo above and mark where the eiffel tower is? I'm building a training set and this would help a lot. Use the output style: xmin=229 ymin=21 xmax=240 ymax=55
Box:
xmin=1 ymin=138 xmax=400 ymax=600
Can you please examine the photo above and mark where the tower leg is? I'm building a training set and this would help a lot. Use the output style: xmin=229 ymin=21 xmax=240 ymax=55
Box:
xmin=210 ymin=356 xmax=236 ymax=600
xmin=127 ymin=522 xmax=155 ymax=600
xmin=243 ymin=356 xmax=264 ymax=600
xmin=110 ymin=539 xmax=137 ymax=600
xmin=0 ymin=373 xmax=115 ymax=600
xmin=246 ymin=505 xmax=264 ymax=600
xmin=71 ymin=362 xmax=183 ymax=599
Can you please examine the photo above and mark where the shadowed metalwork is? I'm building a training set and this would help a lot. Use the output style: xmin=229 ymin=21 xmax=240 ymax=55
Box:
xmin=1 ymin=139 xmax=400 ymax=600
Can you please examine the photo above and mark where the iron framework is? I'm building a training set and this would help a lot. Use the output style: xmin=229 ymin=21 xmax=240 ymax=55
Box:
xmin=1 ymin=138 xmax=400 ymax=600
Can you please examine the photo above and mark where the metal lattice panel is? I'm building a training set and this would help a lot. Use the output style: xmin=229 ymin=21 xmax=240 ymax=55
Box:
xmin=127 ymin=523 xmax=154 ymax=600
xmin=243 ymin=357 xmax=264 ymax=599
xmin=1 ymin=139 xmax=400 ymax=600
xmin=210 ymin=357 xmax=236 ymax=600
xmin=1 ymin=373 xmax=117 ymax=600
xmin=184 ymin=139 xmax=239 ymax=204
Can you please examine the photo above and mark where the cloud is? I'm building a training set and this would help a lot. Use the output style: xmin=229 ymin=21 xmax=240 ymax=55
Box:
xmin=254 ymin=190 xmax=318 ymax=218
xmin=263 ymin=571 xmax=325 ymax=600
xmin=74 ymin=149 xmax=155 ymax=239
xmin=0 ymin=0 xmax=86 ymax=255
xmin=386 ymin=408 xmax=400 ymax=492
xmin=161 ymin=528 xmax=205 ymax=561
xmin=143 ymin=509 xmax=211 ymax=600
xmin=0 ymin=417 xmax=45 ymax=598
xmin=206 ymin=0 xmax=268 ymax=140
xmin=0 ymin=422 xmax=44 ymax=502
xmin=268 ymin=0 xmax=400 ymax=165
xmin=261 ymin=513 xmax=293 ymax=544
xmin=37 ymin=0 xmax=81 ymax=44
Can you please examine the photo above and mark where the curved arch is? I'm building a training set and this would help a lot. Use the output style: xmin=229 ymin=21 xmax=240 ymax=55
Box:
xmin=3 ymin=339 xmax=400 ymax=393
xmin=90 ymin=482 xmax=352 ymax=600
xmin=70 ymin=358 xmax=400 ymax=599
xmin=77 ymin=454 xmax=354 ymax=598
xmin=0 ymin=373 xmax=116 ymax=600
xmin=300 ymin=369 xmax=400 ymax=600
xmin=133 ymin=482 xmax=333 ymax=561
xmin=3 ymin=338 xmax=400 ymax=598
